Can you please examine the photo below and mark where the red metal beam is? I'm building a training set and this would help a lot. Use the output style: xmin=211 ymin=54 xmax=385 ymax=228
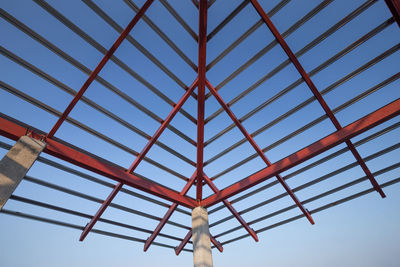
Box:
xmin=79 ymin=182 xmax=122 ymax=241
xmin=196 ymin=0 xmax=208 ymax=201
xmin=250 ymin=0 xmax=386 ymax=198
xmin=0 ymin=114 xmax=197 ymax=208
xmin=127 ymin=78 xmax=198 ymax=173
xmin=202 ymin=98 xmax=400 ymax=207
xmin=206 ymin=80 xmax=315 ymax=225
xmin=385 ymin=0 xmax=400 ymax=28
xmin=174 ymin=230 xmax=223 ymax=256
xmin=144 ymin=171 xmax=197 ymax=251
xmin=175 ymin=230 xmax=192 ymax=255
xmin=46 ymin=0 xmax=154 ymax=138
xmin=203 ymin=174 xmax=259 ymax=241
xmin=79 ymin=79 xmax=198 ymax=241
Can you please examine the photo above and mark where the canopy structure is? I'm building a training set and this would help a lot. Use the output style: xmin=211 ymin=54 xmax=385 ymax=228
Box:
xmin=0 ymin=0 xmax=399 ymax=265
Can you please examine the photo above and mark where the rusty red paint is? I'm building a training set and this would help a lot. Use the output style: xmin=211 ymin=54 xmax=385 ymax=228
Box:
xmin=385 ymin=0 xmax=400 ymax=28
xmin=202 ymin=98 xmax=400 ymax=207
xmin=47 ymin=0 xmax=155 ymax=138
xmin=250 ymin=0 xmax=385 ymax=198
xmin=144 ymin=172 xmax=197 ymax=251
xmin=206 ymin=80 xmax=314 ymax=225
xmin=203 ymin=174 xmax=259 ymax=241
xmin=0 ymin=114 xmax=197 ymax=208
xmin=196 ymin=0 xmax=208 ymax=201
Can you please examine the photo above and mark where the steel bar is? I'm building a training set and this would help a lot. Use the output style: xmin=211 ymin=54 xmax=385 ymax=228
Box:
xmin=0 ymin=80 xmax=189 ymax=181
xmin=192 ymin=0 xmax=199 ymax=9
xmin=209 ymin=120 xmax=400 ymax=215
xmin=46 ymin=0 xmax=154 ymax=138
xmin=216 ymin=159 xmax=400 ymax=237
xmin=201 ymin=97 xmax=400 ymax=207
xmin=0 ymin=45 xmax=195 ymax=167
xmin=221 ymin=175 xmax=400 ymax=245
xmin=385 ymin=0 xmax=400 ymax=27
xmin=9 ymin=195 xmax=185 ymax=243
xmin=122 ymin=0 xmax=198 ymax=73
xmin=206 ymin=80 xmax=314 ymax=224
xmin=203 ymin=174 xmax=259 ymax=241
xmin=211 ymin=71 xmax=400 ymax=180
xmin=36 ymin=0 xmax=198 ymax=121
xmin=80 ymin=79 xmax=198 ymax=241
xmin=207 ymin=0 xmax=250 ymax=41
xmin=210 ymin=142 xmax=400 ymax=228
xmin=159 ymin=0 xmax=198 ymax=41
xmin=205 ymin=42 xmax=400 ymax=166
xmin=0 ymin=140 xmax=192 ymax=216
xmin=0 ymin=9 xmax=196 ymax=147
xmin=127 ymin=78 xmax=198 ymax=174
xmin=21 ymin=175 xmax=190 ymax=230
xmin=250 ymin=0 xmax=385 ymax=197
xmin=0 ymin=114 xmax=197 ymax=208
xmin=205 ymin=0 xmax=373 ymax=122
xmin=174 ymin=230 xmax=223 ymax=256
xmin=0 ymin=209 xmax=192 ymax=252
xmin=196 ymin=0 xmax=208 ymax=201
xmin=205 ymin=0 xmax=290 ymax=72
xmin=82 ymin=0 xmax=198 ymax=101
xmin=144 ymin=172 xmax=197 ymax=251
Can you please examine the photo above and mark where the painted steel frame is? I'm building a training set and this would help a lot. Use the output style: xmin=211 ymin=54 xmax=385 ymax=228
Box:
xmin=0 ymin=0 xmax=399 ymax=256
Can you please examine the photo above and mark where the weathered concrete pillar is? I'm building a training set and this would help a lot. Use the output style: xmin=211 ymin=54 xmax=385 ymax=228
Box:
xmin=192 ymin=206 xmax=213 ymax=267
xmin=0 ymin=136 xmax=46 ymax=209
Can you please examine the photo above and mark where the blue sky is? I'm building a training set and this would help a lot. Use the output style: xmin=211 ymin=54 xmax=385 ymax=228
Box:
xmin=0 ymin=0 xmax=400 ymax=266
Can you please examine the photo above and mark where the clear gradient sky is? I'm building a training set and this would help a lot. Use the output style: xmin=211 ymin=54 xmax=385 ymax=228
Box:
xmin=0 ymin=0 xmax=400 ymax=266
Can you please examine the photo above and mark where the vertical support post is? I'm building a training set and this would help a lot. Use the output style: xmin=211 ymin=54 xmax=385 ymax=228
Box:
xmin=0 ymin=136 xmax=45 ymax=209
xmin=196 ymin=0 xmax=208 ymax=201
xmin=192 ymin=206 xmax=213 ymax=267
xmin=80 ymin=79 xmax=198 ymax=241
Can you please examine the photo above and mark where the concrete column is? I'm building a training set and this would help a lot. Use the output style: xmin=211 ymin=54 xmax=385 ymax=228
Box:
xmin=192 ymin=206 xmax=213 ymax=267
xmin=0 ymin=136 xmax=46 ymax=209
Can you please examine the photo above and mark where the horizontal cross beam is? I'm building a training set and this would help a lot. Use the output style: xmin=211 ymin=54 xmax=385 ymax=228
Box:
xmin=0 ymin=113 xmax=197 ymax=208
xmin=201 ymin=98 xmax=400 ymax=207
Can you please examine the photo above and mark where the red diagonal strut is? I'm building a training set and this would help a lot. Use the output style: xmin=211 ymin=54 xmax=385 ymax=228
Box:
xmin=385 ymin=0 xmax=400 ymax=28
xmin=47 ymin=0 xmax=154 ymax=138
xmin=0 ymin=113 xmax=197 ymax=208
xmin=79 ymin=79 xmax=198 ymax=241
xmin=174 ymin=230 xmax=223 ymax=256
xmin=202 ymin=98 xmax=400 ymax=207
xmin=203 ymin=174 xmax=259 ymax=241
xmin=250 ymin=0 xmax=386 ymax=198
xmin=196 ymin=0 xmax=208 ymax=201
xmin=144 ymin=171 xmax=197 ymax=252
xmin=206 ymin=80 xmax=314 ymax=225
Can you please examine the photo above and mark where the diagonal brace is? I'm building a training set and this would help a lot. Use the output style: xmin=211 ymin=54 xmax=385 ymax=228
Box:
xmin=144 ymin=171 xmax=197 ymax=251
xmin=47 ymin=0 xmax=154 ymax=138
xmin=385 ymin=0 xmax=400 ymax=28
xmin=202 ymin=98 xmax=400 ymax=207
xmin=79 ymin=79 xmax=198 ymax=241
xmin=203 ymin=174 xmax=259 ymax=241
xmin=206 ymin=80 xmax=315 ymax=225
xmin=250 ymin=0 xmax=385 ymax=198
xmin=175 ymin=230 xmax=223 ymax=256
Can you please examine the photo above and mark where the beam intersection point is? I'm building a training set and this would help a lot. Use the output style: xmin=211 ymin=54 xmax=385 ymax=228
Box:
xmin=0 ymin=1 xmax=399 ymax=264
